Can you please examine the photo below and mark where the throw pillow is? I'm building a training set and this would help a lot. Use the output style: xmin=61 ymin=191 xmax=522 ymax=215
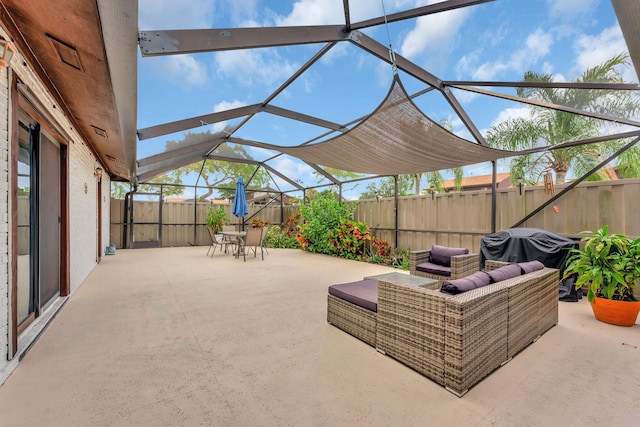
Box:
xmin=517 ymin=260 xmax=545 ymax=274
xmin=486 ymin=264 xmax=522 ymax=283
xmin=440 ymin=271 xmax=491 ymax=294
xmin=430 ymin=244 xmax=469 ymax=267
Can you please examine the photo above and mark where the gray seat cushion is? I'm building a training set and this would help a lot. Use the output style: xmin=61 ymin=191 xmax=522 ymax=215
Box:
xmin=416 ymin=261 xmax=451 ymax=276
xmin=430 ymin=244 xmax=469 ymax=267
xmin=328 ymin=279 xmax=378 ymax=312
xmin=440 ymin=271 xmax=491 ymax=295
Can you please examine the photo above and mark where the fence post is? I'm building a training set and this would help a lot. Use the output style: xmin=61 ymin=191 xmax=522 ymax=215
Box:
xmin=394 ymin=175 xmax=399 ymax=248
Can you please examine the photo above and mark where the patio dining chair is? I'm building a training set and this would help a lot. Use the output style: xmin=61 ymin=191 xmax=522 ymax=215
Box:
xmin=206 ymin=227 xmax=231 ymax=258
xmin=240 ymin=227 xmax=264 ymax=261
xmin=260 ymin=225 xmax=271 ymax=255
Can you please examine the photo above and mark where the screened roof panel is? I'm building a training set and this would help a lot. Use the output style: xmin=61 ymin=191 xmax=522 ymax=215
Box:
xmin=133 ymin=0 xmax=640 ymax=191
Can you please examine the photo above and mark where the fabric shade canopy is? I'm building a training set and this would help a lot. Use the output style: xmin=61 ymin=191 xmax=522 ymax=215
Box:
xmin=136 ymin=75 xmax=637 ymax=184
xmin=275 ymin=76 xmax=514 ymax=175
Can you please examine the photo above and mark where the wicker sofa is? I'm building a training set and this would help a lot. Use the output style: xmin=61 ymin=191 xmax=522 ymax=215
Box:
xmin=327 ymin=266 xmax=559 ymax=397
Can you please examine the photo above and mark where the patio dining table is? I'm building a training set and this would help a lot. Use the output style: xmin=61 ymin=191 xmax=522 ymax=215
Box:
xmin=221 ymin=230 xmax=246 ymax=258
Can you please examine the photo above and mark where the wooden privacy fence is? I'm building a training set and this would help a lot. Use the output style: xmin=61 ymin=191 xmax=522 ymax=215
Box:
xmin=110 ymin=179 xmax=640 ymax=252
xmin=353 ymin=178 xmax=640 ymax=253
xmin=110 ymin=199 xmax=298 ymax=248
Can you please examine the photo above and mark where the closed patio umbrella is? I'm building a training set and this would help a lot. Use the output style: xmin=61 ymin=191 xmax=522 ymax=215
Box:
xmin=232 ymin=176 xmax=249 ymax=228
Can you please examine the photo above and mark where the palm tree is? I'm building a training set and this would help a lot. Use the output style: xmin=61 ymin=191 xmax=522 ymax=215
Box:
xmin=486 ymin=53 xmax=640 ymax=184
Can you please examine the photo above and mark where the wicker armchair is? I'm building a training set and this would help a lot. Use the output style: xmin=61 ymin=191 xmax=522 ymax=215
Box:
xmin=410 ymin=248 xmax=480 ymax=282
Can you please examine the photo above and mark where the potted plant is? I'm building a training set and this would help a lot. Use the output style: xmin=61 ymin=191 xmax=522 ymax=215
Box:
xmin=563 ymin=225 xmax=640 ymax=326
xmin=206 ymin=205 xmax=227 ymax=234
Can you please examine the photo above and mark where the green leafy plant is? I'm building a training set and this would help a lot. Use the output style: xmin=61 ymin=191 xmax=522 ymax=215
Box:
xmin=327 ymin=219 xmax=371 ymax=260
xmin=368 ymin=253 xmax=386 ymax=264
xmin=206 ymin=205 xmax=227 ymax=234
xmin=262 ymin=225 xmax=300 ymax=249
xmin=391 ymin=247 xmax=410 ymax=270
xmin=563 ymin=225 xmax=640 ymax=302
xmin=297 ymin=192 xmax=356 ymax=254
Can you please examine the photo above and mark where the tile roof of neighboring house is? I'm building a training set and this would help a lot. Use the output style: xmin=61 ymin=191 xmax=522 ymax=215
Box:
xmin=164 ymin=197 xmax=229 ymax=204
xmin=427 ymin=172 xmax=512 ymax=192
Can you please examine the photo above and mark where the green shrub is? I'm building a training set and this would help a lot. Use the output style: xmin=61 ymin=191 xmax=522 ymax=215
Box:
xmin=368 ymin=253 xmax=386 ymax=264
xmin=206 ymin=205 xmax=227 ymax=233
xmin=263 ymin=225 xmax=300 ymax=249
xmin=298 ymin=193 xmax=356 ymax=254
xmin=391 ymin=247 xmax=410 ymax=269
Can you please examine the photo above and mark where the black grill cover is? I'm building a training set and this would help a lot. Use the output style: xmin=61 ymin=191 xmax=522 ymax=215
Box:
xmin=480 ymin=228 xmax=578 ymax=274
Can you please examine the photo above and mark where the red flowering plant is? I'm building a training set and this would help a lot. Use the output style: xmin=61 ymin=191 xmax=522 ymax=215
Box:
xmin=295 ymin=223 xmax=310 ymax=249
xmin=249 ymin=218 xmax=270 ymax=228
xmin=283 ymin=213 xmax=301 ymax=236
xmin=327 ymin=219 xmax=371 ymax=260
xmin=372 ymin=237 xmax=391 ymax=257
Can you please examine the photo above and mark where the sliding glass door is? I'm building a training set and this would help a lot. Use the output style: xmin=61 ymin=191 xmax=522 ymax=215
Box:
xmin=16 ymin=113 xmax=61 ymax=333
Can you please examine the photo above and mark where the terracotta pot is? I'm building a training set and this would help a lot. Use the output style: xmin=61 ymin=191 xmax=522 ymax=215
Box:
xmin=590 ymin=297 xmax=640 ymax=327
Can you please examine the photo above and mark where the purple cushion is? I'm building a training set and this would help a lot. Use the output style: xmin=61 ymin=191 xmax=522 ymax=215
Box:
xmin=486 ymin=264 xmax=522 ymax=283
xmin=416 ymin=261 xmax=451 ymax=277
xmin=440 ymin=271 xmax=491 ymax=295
xmin=517 ymin=260 xmax=545 ymax=274
xmin=430 ymin=244 xmax=469 ymax=267
xmin=329 ymin=279 xmax=378 ymax=312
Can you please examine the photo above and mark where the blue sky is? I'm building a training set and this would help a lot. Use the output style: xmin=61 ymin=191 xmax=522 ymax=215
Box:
xmin=136 ymin=0 xmax=637 ymax=199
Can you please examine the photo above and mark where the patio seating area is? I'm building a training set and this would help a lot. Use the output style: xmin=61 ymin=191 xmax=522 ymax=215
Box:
xmin=0 ymin=247 xmax=639 ymax=425
xmin=329 ymin=265 xmax=560 ymax=397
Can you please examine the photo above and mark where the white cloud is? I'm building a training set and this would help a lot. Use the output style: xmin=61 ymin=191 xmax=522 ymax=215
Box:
xmin=270 ymin=157 xmax=312 ymax=185
xmin=320 ymin=43 xmax=349 ymax=65
xmin=138 ymin=0 xmax=214 ymax=87
xmin=138 ymin=0 xmax=214 ymax=29
xmin=525 ymin=29 xmax=553 ymax=58
xmin=211 ymin=100 xmax=248 ymax=132
xmin=490 ymin=107 xmax=532 ymax=128
xmin=458 ymin=28 xmax=553 ymax=80
xmin=214 ymin=50 xmax=299 ymax=88
xmin=245 ymin=146 xmax=275 ymax=161
xmin=159 ymin=55 xmax=208 ymax=87
xmin=399 ymin=5 xmax=469 ymax=59
xmin=452 ymin=89 xmax=480 ymax=104
xmin=574 ymin=25 xmax=629 ymax=74
xmin=546 ymin=0 xmax=598 ymax=21
xmin=275 ymin=0 xmax=346 ymax=26
xmin=213 ymin=100 xmax=246 ymax=112
xmin=226 ymin=0 xmax=260 ymax=24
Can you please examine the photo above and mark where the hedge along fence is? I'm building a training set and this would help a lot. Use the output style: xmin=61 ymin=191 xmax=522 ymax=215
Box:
xmin=109 ymin=199 xmax=299 ymax=248
xmin=352 ymin=178 xmax=640 ymax=253
xmin=110 ymin=178 xmax=640 ymax=251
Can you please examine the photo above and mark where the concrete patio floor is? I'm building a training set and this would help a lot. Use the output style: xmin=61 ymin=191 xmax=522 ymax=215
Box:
xmin=1 ymin=246 xmax=639 ymax=426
